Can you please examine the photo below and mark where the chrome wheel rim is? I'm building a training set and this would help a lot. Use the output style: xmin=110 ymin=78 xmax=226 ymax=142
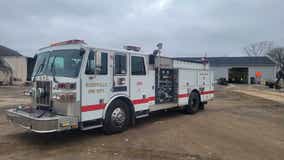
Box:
xmin=111 ymin=107 xmax=126 ymax=127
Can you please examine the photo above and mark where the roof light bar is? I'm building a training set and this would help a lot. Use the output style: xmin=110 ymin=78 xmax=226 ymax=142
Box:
xmin=50 ymin=39 xmax=86 ymax=47
xmin=123 ymin=45 xmax=141 ymax=52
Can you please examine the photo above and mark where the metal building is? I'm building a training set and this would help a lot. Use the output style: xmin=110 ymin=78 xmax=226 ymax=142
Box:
xmin=177 ymin=57 xmax=277 ymax=84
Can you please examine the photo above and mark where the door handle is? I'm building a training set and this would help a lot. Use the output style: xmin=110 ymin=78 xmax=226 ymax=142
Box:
xmin=118 ymin=78 xmax=126 ymax=85
xmin=89 ymin=76 xmax=95 ymax=80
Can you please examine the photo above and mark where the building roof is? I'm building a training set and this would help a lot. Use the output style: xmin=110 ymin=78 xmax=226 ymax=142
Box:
xmin=176 ymin=56 xmax=276 ymax=67
xmin=0 ymin=45 xmax=22 ymax=57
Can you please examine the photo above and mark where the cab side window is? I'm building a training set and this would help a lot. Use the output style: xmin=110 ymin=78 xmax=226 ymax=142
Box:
xmin=115 ymin=54 xmax=127 ymax=75
xmin=85 ymin=51 xmax=108 ymax=75
xmin=85 ymin=51 xmax=95 ymax=74
xmin=131 ymin=56 xmax=146 ymax=75
xmin=98 ymin=52 xmax=108 ymax=75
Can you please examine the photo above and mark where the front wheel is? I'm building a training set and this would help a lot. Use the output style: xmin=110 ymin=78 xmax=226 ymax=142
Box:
xmin=184 ymin=92 xmax=200 ymax=114
xmin=103 ymin=100 xmax=130 ymax=134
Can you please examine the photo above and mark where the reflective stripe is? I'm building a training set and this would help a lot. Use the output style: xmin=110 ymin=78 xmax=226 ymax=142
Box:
xmin=132 ymin=96 xmax=155 ymax=105
xmin=81 ymin=104 xmax=106 ymax=112
xmin=81 ymin=91 xmax=215 ymax=112
xmin=178 ymin=93 xmax=189 ymax=98
xmin=201 ymin=90 xmax=215 ymax=95
xmin=178 ymin=90 xmax=215 ymax=98
xmin=81 ymin=96 xmax=156 ymax=112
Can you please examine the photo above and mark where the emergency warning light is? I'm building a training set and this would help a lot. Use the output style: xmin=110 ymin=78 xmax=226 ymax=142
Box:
xmin=50 ymin=39 xmax=86 ymax=47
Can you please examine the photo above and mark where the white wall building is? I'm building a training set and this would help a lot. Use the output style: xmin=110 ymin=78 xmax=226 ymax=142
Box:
xmin=0 ymin=45 xmax=27 ymax=84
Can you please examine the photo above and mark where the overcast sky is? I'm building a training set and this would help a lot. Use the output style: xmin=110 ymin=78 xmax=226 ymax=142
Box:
xmin=1 ymin=0 xmax=284 ymax=57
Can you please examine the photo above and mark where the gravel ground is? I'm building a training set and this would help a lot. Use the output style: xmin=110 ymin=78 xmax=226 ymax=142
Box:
xmin=0 ymin=85 xmax=283 ymax=160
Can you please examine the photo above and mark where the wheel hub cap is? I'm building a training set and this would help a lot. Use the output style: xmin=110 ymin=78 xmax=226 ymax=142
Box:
xmin=111 ymin=107 xmax=126 ymax=127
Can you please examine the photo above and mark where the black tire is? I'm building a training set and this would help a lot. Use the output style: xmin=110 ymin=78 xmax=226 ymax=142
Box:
xmin=184 ymin=91 xmax=200 ymax=114
xmin=199 ymin=103 xmax=205 ymax=110
xmin=103 ymin=100 xmax=130 ymax=134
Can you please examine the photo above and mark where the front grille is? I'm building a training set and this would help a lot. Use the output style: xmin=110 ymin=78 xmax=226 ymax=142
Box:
xmin=36 ymin=81 xmax=51 ymax=106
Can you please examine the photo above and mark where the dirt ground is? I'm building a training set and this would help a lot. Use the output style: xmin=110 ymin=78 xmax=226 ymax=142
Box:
xmin=232 ymin=85 xmax=284 ymax=104
xmin=0 ymin=85 xmax=284 ymax=160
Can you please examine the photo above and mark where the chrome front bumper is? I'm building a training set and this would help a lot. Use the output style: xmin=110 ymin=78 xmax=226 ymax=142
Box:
xmin=6 ymin=107 xmax=78 ymax=133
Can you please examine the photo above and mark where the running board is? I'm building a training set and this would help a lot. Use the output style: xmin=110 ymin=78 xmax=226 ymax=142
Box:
xmin=81 ymin=124 xmax=103 ymax=131
xmin=80 ymin=119 xmax=103 ymax=131
xmin=136 ymin=114 xmax=149 ymax=119
xmin=135 ymin=110 xmax=149 ymax=119
xmin=149 ymin=103 xmax=178 ymax=112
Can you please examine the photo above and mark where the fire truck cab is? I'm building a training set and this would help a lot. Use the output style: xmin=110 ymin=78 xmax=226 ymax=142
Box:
xmin=6 ymin=40 xmax=214 ymax=134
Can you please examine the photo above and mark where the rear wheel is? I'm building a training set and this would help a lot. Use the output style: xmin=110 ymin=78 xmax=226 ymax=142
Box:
xmin=184 ymin=91 xmax=200 ymax=114
xmin=103 ymin=100 xmax=130 ymax=134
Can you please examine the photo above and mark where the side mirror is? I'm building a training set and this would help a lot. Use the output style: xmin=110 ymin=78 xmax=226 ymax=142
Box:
xmin=80 ymin=48 xmax=85 ymax=56
xmin=85 ymin=66 xmax=95 ymax=74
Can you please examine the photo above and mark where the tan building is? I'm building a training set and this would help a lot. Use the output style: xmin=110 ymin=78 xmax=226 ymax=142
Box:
xmin=0 ymin=45 xmax=27 ymax=84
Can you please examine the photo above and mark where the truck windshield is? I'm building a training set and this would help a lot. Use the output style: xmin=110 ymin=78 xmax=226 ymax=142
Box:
xmin=33 ymin=49 xmax=83 ymax=78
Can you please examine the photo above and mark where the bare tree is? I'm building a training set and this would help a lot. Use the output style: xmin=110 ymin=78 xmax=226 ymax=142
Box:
xmin=244 ymin=41 xmax=273 ymax=56
xmin=267 ymin=47 xmax=284 ymax=68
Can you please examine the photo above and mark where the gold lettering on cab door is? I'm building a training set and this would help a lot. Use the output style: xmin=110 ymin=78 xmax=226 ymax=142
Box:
xmin=86 ymin=82 xmax=108 ymax=87
xmin=88 ymin=89 xmax=105 ymax=94
xmin=86 ymin=82 xmax=108 ymax=94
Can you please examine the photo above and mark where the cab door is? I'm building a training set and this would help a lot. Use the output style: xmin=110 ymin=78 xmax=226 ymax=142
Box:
xmin=130 ymin=55 xmax=152 ymax=114
xmin=81 ymin=49 xmax=112 ymax=122
xmin=113 ymin=53 xmax=129 ymax=95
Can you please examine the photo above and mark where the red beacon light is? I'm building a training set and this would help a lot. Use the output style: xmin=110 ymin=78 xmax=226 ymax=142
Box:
xmin=50 ymin=39 xmax=86 ymax=47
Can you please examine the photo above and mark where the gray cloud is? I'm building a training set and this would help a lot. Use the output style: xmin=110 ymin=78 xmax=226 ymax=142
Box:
xmin=1 ymin=0 xmax=284 ymax=57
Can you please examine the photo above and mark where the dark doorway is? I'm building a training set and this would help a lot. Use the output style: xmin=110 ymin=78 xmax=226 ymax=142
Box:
xmin=26 ymin=57 xmax=36 ymax=81
xmin=228 ymin=67 xmax=248 ymax=84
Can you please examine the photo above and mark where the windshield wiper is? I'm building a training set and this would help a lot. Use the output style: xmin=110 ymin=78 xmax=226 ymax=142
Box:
xmin=50 ymin=56 xmax=59 ymax=83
